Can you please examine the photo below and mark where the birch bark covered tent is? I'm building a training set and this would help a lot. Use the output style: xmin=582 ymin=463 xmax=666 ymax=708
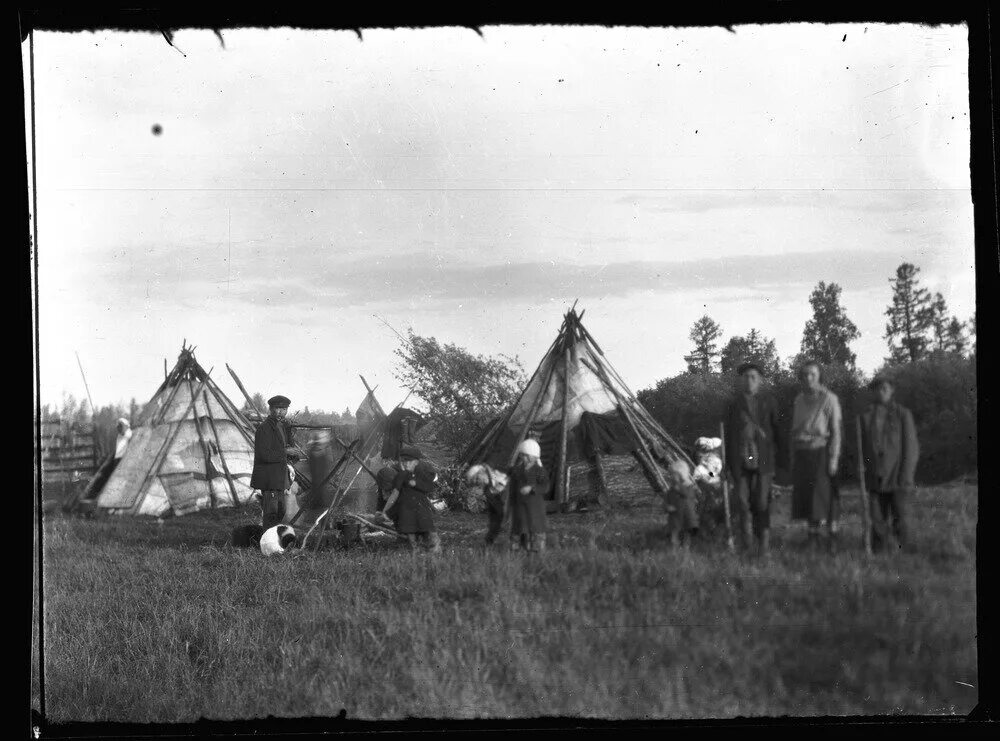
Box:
xmin=94 ymin=345 xmax=259 ymax=517
xmin=459 ymin=306 xmax=695 ymax=510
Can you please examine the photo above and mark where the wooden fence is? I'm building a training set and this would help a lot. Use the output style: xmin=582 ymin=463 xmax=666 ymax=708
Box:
xmin=35 ymin=419 xmax=99 ymax=503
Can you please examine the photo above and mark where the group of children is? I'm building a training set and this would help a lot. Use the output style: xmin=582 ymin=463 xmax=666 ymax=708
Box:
xmin=373 ymin=437 xmax=552 ymax=554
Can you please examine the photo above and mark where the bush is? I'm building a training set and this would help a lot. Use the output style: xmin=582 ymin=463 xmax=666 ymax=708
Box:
xmin=869 ymin=353 xmax=977 ymax=483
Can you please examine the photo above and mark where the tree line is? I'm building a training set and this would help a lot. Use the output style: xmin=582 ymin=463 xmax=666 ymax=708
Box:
xmin=684 ymin=262 xmax=973 ymax=376
xmin=647 ymin=261 xmax=976 ymax=484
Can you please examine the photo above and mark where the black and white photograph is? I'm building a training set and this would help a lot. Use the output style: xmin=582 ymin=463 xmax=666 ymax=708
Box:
xmin=27 ymin=9 xmax=990 ymax=730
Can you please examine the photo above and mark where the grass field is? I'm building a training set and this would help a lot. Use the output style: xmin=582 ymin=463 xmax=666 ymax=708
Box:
xmin=32 ymin=478 xmax=978 ymax=722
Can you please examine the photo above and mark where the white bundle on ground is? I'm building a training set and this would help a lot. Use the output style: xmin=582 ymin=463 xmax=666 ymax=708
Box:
xmin=260 ymin=524 xmax=297 ymax=556
xmin=692 ymin=437 xmax=723 ymax=489
xmin=465 ymin=464 xmax=508 ymax=494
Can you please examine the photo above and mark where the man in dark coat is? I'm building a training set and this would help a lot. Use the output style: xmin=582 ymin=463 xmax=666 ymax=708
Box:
xmin=724 ymin=362 xmax=785 ymax=555
xmin=859 ymin=377 xmax=919 ymax=552
xmin=250 ymin=395 xmax=297 ymax=529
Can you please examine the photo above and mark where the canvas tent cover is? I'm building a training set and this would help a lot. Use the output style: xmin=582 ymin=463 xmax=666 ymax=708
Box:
xmin=96 ymin=353 xmax=256 ymax=517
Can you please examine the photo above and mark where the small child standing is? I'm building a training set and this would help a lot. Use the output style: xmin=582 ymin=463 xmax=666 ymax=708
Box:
xmin=391 ymin=445 xmax=442 ymax=553
xmin=508 ymin=438 xmax=550 ymax=553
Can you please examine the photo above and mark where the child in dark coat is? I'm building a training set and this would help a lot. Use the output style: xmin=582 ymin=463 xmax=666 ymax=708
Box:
xmin=390 ymin=445 xmax=441 ymax=553
xmin=508 ymin=438 xmax=550 ymax=553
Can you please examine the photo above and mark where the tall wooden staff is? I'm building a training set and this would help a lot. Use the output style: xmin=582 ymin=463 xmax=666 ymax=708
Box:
xmin=718 ymin=422 xmax=735 ymax=552
xmin=855 ymin=416 xmax=872 ymax=556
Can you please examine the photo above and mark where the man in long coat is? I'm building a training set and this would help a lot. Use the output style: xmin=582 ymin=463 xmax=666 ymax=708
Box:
xmin=251 ymin=395 xmax=296 ymax=529
xmin=724 ymin=362 xmax=785 ymax=555
xmin=859 ymin=377 xmax=919 ymax=552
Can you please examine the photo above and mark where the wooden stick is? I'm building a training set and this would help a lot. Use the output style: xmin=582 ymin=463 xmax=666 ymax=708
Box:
xmin=226 ymin=363 xmax=263 ymax=416
xmin=557 ymin=346 xmax=571 ymax=512
xmin=506 ymin=353 xmax=561 ymax=468
xmin=203 ymin=389 xmax=240 ymax=507
xmin=153 ymin=358 xmax=186 ymax=426
xmin=576 ymin=322 xmax=693 ymax=466
xmin=136 ymin=371 xmax=213 ymax=513
xmin=719 ymin=421 xmax=735 ymax=552
xmin=592 ymin=450 xmax=608 ymax=508
xmin=856 ymin=416 xmax=872 ymax=556
xmin=585 ymin=355 xmax=670 ymax=495
xmin=359 ymin=375 xmax=388 ymax=418
xmin=336 ymin=436 xmax=379 ymax=482
xmin=459 ymin=323 xmax=565 ymax=467
xmin=188 ymin=379 xmax=218 ymax=511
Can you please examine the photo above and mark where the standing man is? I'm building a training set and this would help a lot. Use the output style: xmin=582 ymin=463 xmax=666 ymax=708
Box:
xmin=250 ymin=395 xmax=297 ymax=529
xmin=790 ymin=361 xmax=843 ymax=550
xmin=725 ymin=362 xmax=784 ymax=556
xmin=859 ymin=376 xmax=919 ymax=553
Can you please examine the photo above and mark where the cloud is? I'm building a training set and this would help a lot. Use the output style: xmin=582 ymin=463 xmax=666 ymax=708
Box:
xmin=616 ymin=188 xmax=968 ymax=215
xmin=214 ymin=248 xmax=910 ymax=312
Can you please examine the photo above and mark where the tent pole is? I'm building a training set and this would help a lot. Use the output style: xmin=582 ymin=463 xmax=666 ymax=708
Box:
xmin=203 ymin=389 xmax=240 ymax=507
xmin=580 ymin=352 xmax=693 ymax=467
xmin=153 ymin=357 xmax=186 ymax=426
xmin=188 ymin=379 xmax=218 ymax=512
xmin=557 ymin=346 xmax=571 ymax=513
xmin=579 ymin=326 xmax=693 ymax=466
xmin=226 ymin=363 xmax=264 ymax=416
xmin=506 ymin=351 xmax=561 ymax=469
xmin=458 ymin=321 xmax=566 ymax=468
xmin=135 ymin=372 xmax=213 ymax=512
xmin=498 ymin=348 xmax=561 ymax=531
xmin=592 ymin=450 xmax=608 ymax=508
xmin=584 ymin=356 xmax=670 ymax=495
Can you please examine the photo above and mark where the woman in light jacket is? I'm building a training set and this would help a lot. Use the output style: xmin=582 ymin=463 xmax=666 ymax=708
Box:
xmin=790 ymin=360 xmax=843 ymax=548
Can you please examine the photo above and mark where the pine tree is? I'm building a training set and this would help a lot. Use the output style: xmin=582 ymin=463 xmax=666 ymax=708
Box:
xmin=720 ymin=328 xmax=781 ymax=376
xmin=928 ymin=292 xmax=951 ymax=352
xmin=944 ymin=317 xmax=967 ymax=355
xmin=800 ymin=282 xmax=861 ymax=369
xmin=685 ymin=315 xmax=724 ymax=374
xmin=885 ymin=263 xmax=933 ymax=363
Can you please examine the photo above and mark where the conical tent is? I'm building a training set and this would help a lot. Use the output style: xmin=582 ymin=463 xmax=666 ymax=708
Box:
xmin=95 ymin=345 xmax=258 ymax=517
xmin=460 ymin=306 xmax=694 ymax=509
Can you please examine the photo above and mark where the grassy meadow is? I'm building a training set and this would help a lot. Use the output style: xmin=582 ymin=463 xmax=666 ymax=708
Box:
xmin=32 ymin=478 xmax=978 ymax=723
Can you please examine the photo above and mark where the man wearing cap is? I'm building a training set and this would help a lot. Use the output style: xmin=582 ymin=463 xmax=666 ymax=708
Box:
xmin=724 ymin=362 xmax=785 ymax=556
xmin=508 ymin=438 xmax=551 ymax=553
xmin=392 ymin=445 xmax=441 ymax=552
xmin=250 ymin=395 xmax=298 ymax=529
xmin=859 ymin=376 xmax=919 ymax=553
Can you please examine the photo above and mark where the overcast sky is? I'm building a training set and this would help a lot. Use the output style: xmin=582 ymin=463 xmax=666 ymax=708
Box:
xmin=27 ymin=23 xmax=973 ymax=414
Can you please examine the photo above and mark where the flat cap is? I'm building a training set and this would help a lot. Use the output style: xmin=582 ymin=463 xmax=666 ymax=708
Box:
xmin=398 ymin=444 xmax=423 ymax=461
xmin=267 ymin=395 xmax=291 ymax=408
xmin=737 ymin=361 xmax=765 ymax=377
